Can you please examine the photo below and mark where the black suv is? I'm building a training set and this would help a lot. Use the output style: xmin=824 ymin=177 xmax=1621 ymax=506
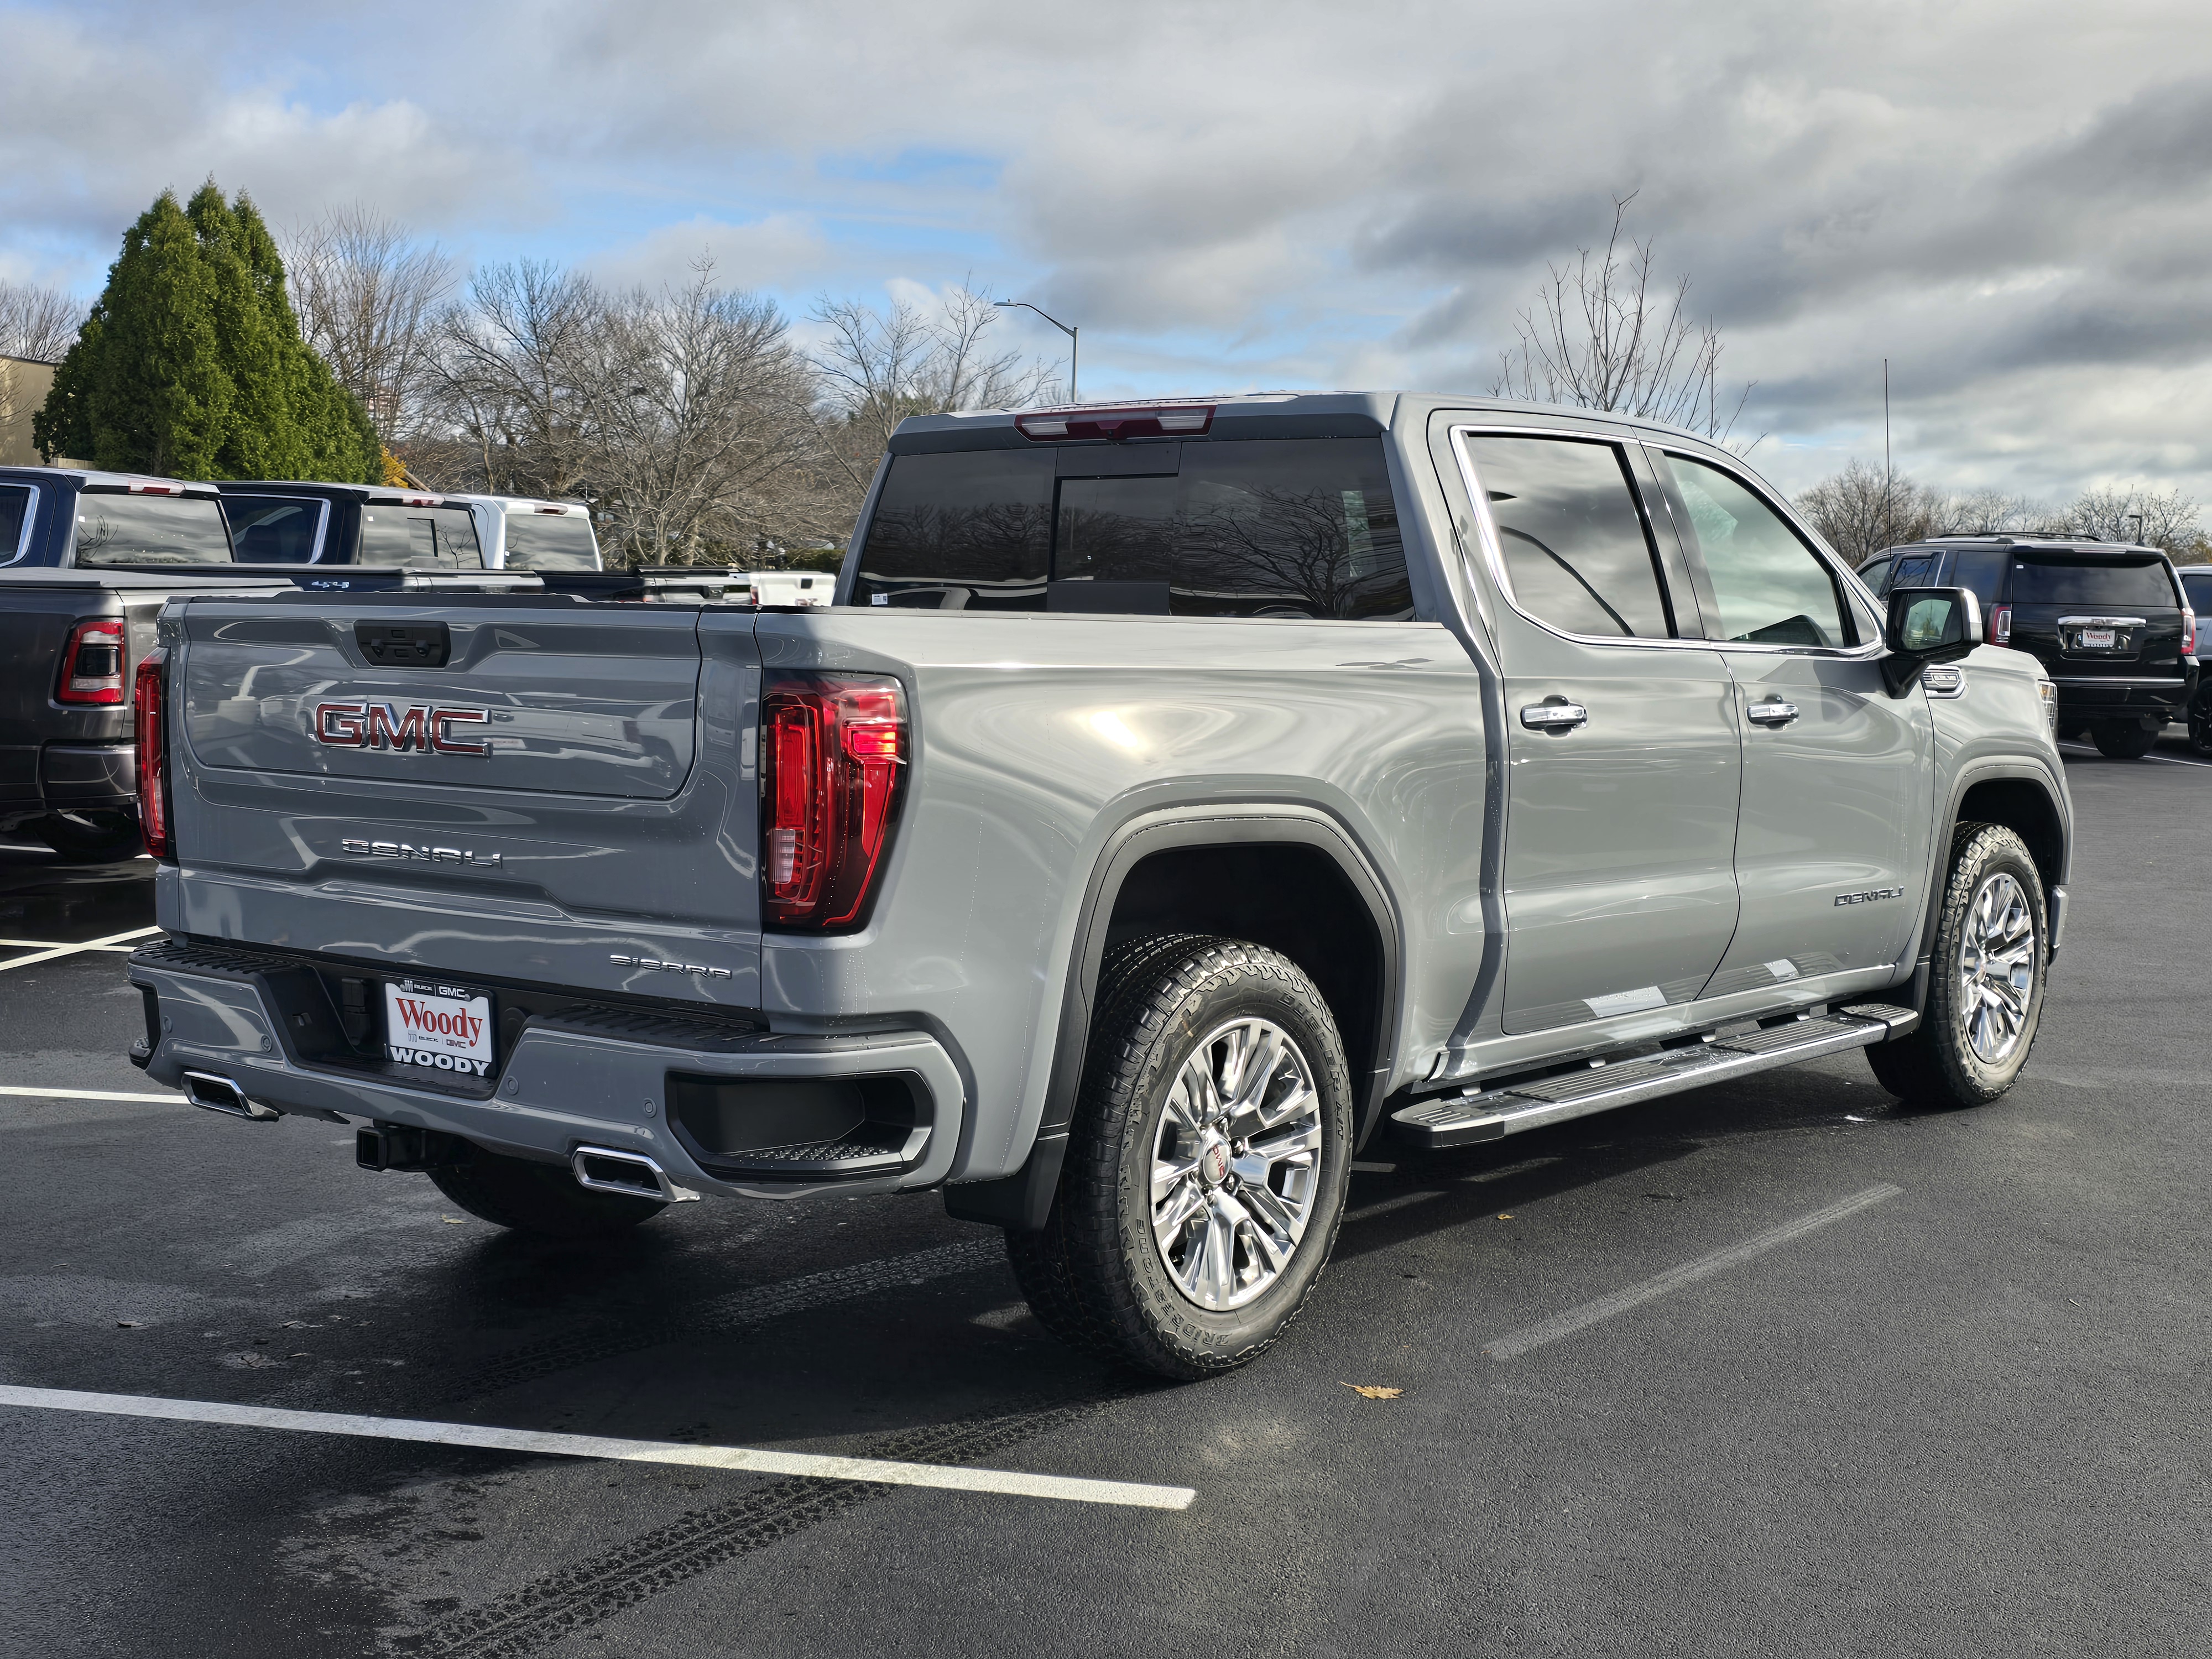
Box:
xmin=1863 ymin=536 xmax=2198 ymax=758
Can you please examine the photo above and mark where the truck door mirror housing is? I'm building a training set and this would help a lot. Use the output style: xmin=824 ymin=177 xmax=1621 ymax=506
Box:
xmin=1881 ymin=586 xmax=1981 ymax=696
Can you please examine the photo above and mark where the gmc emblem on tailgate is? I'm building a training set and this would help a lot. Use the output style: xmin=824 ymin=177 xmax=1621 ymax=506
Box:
xmin=314 ymin=701 xmax=489 ymax=755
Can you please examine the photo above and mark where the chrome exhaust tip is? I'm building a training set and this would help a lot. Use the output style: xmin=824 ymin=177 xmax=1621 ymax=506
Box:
xmin=571 ymin=1145 xmax=701 ymax=1203
xmin=180 ymin=1070 xmax=280 ymax=1121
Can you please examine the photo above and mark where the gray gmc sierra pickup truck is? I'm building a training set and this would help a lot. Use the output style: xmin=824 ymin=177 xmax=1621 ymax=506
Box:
xmin=124 ymin=393 xmax=2071 ymax=1379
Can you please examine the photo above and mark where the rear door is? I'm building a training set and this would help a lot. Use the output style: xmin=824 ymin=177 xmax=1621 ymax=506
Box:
xmin=168 ymin=593 xmax=762 ymax=1006
xmin=1455 ymin=427 xmax=1743 ymax=1035
xmin=1647 ymin=449 xmax=1932 ymax=994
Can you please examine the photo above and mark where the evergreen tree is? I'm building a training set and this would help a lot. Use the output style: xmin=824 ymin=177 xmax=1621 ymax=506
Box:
xmin=35 ymin=182 xmax=381 ymax=482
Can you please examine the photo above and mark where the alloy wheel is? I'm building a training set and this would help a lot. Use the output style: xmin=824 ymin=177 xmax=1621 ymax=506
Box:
xmin=1150 ymin=1016 xmax=1324 ymax=1311
xmin=1958 ymin=871 xmax=2037 ymax=1064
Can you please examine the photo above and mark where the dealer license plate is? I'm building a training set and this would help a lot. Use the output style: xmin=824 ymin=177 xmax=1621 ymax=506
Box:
xmin=2079 ymin=627 xmax=2117 ymax=649
xmin=384 ymin=979 xmax=494 ymax=1078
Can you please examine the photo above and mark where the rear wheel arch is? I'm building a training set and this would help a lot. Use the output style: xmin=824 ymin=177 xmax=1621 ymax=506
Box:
xmin=1050 ymin=810 xmax=1402 ymax=1151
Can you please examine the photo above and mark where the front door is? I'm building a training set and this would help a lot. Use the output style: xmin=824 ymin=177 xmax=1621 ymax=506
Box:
xmin=1648 ymin=450 xmax=1934 ymax=996
xmin=1457 ymin=431 xmax=1744 ymax=1036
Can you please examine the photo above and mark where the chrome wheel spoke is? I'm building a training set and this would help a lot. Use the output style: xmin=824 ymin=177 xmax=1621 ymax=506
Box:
xmin=1150 ymin=1013 xmax=1323 ymax=1312
xmin=1958 ymin=870 xmax=2037 ymax=1065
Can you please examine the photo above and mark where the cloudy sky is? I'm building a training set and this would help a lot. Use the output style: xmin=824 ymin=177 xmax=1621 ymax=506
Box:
xmin=6 ymin=0 xmax=2211 ymax=499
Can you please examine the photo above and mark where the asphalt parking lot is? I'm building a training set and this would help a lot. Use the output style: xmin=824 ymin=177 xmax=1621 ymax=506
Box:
xmin=3 ymin=739 xmax=2207 ymax=1659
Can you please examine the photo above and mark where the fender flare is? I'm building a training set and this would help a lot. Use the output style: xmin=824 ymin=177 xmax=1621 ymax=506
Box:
xmin=945 ymin=804 xmax=1405 ymax=1230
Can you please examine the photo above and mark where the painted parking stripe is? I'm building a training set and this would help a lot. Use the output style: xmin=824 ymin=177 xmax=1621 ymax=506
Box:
xmin=0 ymin=1385 xmax=1196 ymax=1511
xmin=1483 ymin=1183 xmax=1904 ymax=1360
xmin=2058 ymin=741 xmax=2212 ymax=769
xmin=0 ymin=1086 xmax=180 ymax=1103
xmin=0 ymin=925 xmax=161 ymax=972
xmin=0 ymin=940 xmax=144 ymax=952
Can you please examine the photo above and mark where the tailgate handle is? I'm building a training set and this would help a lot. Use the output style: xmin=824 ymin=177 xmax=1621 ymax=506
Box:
xmin=355 ymin=621 xmax=451 ymax=667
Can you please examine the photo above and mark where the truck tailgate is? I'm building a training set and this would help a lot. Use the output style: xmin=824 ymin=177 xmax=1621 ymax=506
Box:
xmin=164 ymin=596 xmax=763 ymax=1007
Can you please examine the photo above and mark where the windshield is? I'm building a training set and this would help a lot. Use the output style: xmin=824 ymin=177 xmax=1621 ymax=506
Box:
xmin=358 ymin=504 xmax=483 ymax=568
xmin=503 ymin=511 xmax=599 ymax=570
xmin=854 ymin=436 xmax=1411 ymax=618
xmin=221 ymin=494 xmax=327 ymax=563
xmin=2008 ymin=558 xmax=2176 ymax=608
xmin=72 ymin=494 xmax=234 ymax=566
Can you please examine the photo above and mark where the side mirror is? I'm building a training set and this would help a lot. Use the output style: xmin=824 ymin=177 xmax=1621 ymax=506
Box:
xmin=1880 ymin=586 xmax=1982 ymax=696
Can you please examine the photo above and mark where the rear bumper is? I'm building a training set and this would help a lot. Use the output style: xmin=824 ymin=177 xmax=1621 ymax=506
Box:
xmin=2049 ymin=670 xmax=2194 ymax=722
xmin=126 ymin=943 xmax=967 ymax=1202
xmin=0 ymin=741 xmax=136 ymax=822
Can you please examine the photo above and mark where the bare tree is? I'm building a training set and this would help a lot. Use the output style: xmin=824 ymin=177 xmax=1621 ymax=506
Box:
xmin=0 ymin=280 xmax=80 ymax=362
xmin=2057 ymin=484 xmax=2200 ymax=556
xmin=1490 ymin=192 xmax=1756 ymax=448
xmin=809 ymin=285 xmax=1061 ymax=493
xmin=285 ymin=207 xmax=454 ymax=442
xmin=418 ymin=260 xmax=602 ymax=498
xmin=578 ymin=263 xmax=822 ymax=565
xmin=1796 ymin=460 xmax=1948 ymax=565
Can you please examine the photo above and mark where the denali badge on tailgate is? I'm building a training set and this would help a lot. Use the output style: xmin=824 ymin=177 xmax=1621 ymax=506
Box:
xmin=340 ymin=839 xmax=502 ymax=868
xmin=314 ymin=700 xmax=490 ymax=754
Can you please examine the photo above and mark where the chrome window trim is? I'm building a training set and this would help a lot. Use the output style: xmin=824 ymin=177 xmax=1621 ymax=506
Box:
xmin=1446 ymin=423 xmax=1882 ymax=659
xmin=0 ymin=483 xmax=40 ymax=566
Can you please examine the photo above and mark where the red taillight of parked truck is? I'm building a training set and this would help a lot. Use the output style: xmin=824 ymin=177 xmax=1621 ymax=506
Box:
xmin=1987 ymin=603 xmax=2012 ymax=646
xmin=56 ymin=618 xmax=127 ymax=705
xmin=133 ymin=648 xmax=174 ymax=861
xmin=761 ymin=672 xmax=906 ymax=930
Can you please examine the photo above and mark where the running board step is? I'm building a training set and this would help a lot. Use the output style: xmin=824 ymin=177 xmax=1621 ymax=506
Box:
xmin=1392 ymin=1006 xmax=1920 ymax=1150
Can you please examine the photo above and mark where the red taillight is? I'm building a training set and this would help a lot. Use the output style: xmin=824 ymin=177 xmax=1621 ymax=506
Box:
xmin=1015 ymin=404 xmax=1214 ymax=442
xmin=57 ymin=618 xmax=127 ymax=705
xmin=761 ymin=673 xmax=906 ymax=931
xmin=2184 ymin=609 xmax=2197 ymax=657
xmin=133 ymin=648 xmax=173 ymax=861
xmin=1988 ymin=603 xmax=2012 ymax=646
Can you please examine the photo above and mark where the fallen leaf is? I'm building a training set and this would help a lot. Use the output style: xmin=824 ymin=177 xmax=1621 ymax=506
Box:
xmin=1496 ymin=1213 xmax=1514 ymax=1220
xmin=1342 ymin=1383 xmax=1404 ymax=1401
xmin=441 ymin=1217 xmax=467 ymax=1224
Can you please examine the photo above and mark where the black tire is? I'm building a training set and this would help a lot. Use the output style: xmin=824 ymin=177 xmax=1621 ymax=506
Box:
xmin=2188 ymin=690 xmax=2212 ymax=757
xmin=2090 ymin=721 xmax=2159 ymax=759
xmin=429 ymin=1145 xmax=667 ymax=1238
xmin=1006 ymin=936 xmax=1353 ymax=1381
xmin=1865 ymin=823 xmax=2046 ymax=1109
xmin=33 ymin=810 xmax=143 ymax=863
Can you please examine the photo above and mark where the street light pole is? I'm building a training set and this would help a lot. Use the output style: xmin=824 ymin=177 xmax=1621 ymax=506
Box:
xmin=995 ymin=299 xmax=1078 ymax=403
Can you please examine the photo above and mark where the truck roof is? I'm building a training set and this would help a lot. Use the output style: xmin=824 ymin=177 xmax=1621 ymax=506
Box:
xmin=1883 ymin=535 xmax=2169 ymax=561
xmin=886 ymin=391 xmax=1747 ymax=453
xmin=0 ymin=464 xmax=218 ymax=498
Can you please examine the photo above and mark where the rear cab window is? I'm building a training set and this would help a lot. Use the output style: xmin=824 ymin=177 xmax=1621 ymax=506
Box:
xmin=221 ymin=493 xmax=328 ymax=563
xmin=358 ymin=504 xmax=483 ymax=569
xmin=853 ymin=437 xmax=1412 ymax=619
xmin=502 ymin=510 xmax=601 ymax=570
xmin=71 ymin=492 xmax=234 ymax=565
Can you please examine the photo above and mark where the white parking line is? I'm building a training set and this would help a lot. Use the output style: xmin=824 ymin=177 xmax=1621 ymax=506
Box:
xmin=0 ymin=940 xmax=143 ymax=952
xmin=0 ymin=1086 xmax=180 ymax=1103
xmin=0 ymin=1385 xmax=1196 ymax=1511
xmin=1483 ymin=1183 xmax=1904 ymax=1360
xmin=0 ymin=926 xmax=162 ymax=972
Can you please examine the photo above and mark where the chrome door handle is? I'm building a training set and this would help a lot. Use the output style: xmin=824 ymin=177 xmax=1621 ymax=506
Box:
xmin=1746 ymin=699 xmax=1799 ymax=726
xmin=1520 ymin=701 xmax=1589 ymax=731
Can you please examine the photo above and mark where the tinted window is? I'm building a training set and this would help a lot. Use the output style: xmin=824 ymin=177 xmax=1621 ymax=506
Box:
xmin=0 ymin=486 xmax=29 ymax=562
xmin=1858 ymin=557 xmax=1893 ymax=595
xmin=854 ymin=438 xmax=1411 ymax=619
xmin=222 ymin=494 xmax=325 ymax=563
xmin=358 ymin=505 xmax=483 ymax=568
xmin=1887 ymin=552 xmax=1940 ymax=592
xmin=503 ymin=511 xmax=600 ymax=570
xmin=1464 ymin=435 xmax=1672 ymax=637
xmin=1663 ymin=455 xmax=1850 ymax=648
xmin=855 ymin=450 xmax=1054 ymax=609
xmin=2180 ymin=571 xmax=2212 ymax=614
xmin=2007 ymin=558 xmax=2177 ymax=608
xmin=72 ymin=494 xmax=233 ymax=566
xmin=1945 ymin=546 xmax=2006 ymax=601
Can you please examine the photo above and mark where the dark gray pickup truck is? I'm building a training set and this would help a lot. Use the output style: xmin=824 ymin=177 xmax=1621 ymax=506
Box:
xmin=123 ymin=393 xmax=2073 ymax=1379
